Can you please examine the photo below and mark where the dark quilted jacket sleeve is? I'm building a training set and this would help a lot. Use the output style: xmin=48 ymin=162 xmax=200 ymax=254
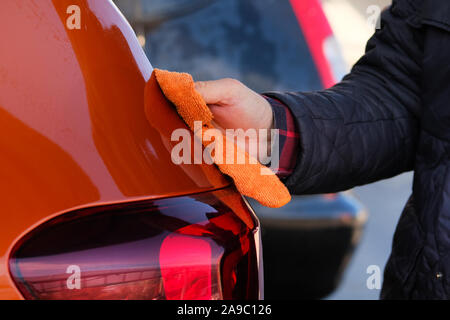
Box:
xmin=265 ymin=0 xmax=423 ymax=194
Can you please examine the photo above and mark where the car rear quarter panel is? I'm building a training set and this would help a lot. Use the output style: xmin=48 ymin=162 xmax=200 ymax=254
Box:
xmin=0 ymin=0 xmax=228 ymax=299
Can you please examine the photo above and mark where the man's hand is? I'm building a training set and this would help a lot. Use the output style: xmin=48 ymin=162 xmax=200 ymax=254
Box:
xmin=194 ymin=78 xmax=274 ymax=162
xmin=195 ymin=78 xmax=273 ymax=131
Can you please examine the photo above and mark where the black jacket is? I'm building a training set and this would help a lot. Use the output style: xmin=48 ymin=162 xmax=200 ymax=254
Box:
xmin=266 ymin=0 xmax=450 ymax=299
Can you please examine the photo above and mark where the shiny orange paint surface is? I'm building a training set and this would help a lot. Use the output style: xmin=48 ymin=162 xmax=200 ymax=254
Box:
xmin=0 ymin=0 xmax=229 ymax=299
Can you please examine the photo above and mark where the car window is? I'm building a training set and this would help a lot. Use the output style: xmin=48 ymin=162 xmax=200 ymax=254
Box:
xmin=143 ymin=0 xmax=323 ymax=92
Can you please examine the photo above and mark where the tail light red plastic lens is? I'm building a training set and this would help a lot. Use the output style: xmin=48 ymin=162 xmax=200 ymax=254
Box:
xmin=9 ymin=187 xmax=261 ymax=300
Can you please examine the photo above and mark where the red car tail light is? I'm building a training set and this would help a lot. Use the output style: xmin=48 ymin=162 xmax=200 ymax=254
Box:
xmin=8 ymin=187 xmax=261 ymax=300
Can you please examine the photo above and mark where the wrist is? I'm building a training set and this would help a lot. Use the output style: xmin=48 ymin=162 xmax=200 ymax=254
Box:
xmin=262 ymin=95 xmax=300 ymax=178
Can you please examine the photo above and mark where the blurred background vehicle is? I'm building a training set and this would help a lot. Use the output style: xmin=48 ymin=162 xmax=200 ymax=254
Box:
xmin=114 ymin=0 xmax=368 ymax=299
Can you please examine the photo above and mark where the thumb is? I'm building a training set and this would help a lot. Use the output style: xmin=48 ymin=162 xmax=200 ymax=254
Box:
xmin=195 ymin=78 xmax=240 ymax=105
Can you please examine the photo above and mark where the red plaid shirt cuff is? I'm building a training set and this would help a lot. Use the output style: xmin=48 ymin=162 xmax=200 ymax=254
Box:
xmin=264 ymin=96 xmax=300 ymax=178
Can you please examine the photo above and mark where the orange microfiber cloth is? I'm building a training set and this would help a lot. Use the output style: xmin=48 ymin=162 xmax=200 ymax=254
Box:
xmin=145 ymin=69 xmax=291 ymax=208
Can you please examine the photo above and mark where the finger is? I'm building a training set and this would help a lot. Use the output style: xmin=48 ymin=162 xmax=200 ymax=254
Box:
xmin=194 ymin=78 xmax=240 ymax=105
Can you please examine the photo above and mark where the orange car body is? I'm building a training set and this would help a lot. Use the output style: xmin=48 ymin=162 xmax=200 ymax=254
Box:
xmin=0 ymin=0 xmax=231 ymax=299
